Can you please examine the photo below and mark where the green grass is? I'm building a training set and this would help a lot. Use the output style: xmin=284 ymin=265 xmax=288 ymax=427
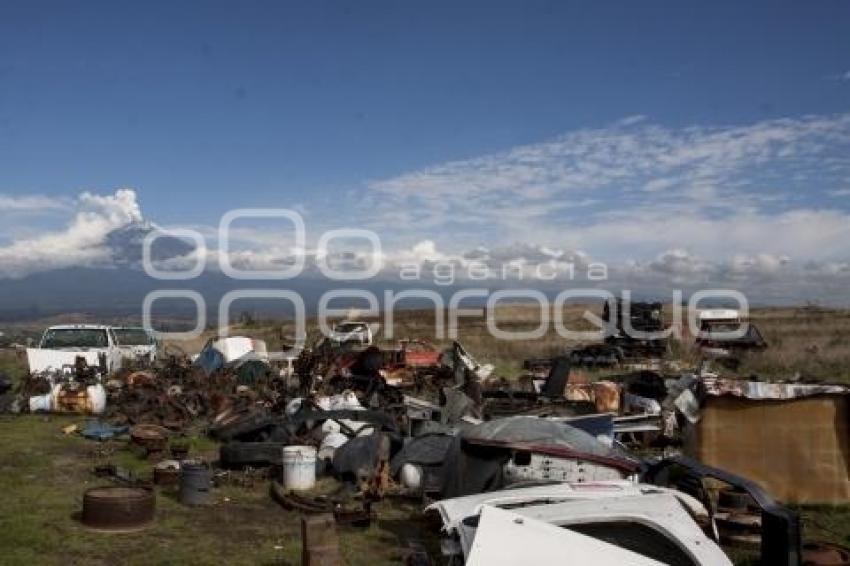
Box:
xmin=0 ymin=415 xmax=434 ymax=565
xmin=2 ymin=414 xmax=848 ymax=565
xmin=796 ymin=504 xmax=850 ymax=547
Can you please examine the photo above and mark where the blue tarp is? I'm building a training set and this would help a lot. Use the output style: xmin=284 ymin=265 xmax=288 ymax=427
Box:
xmin=82 ymin=420 xmax=129 ymax=441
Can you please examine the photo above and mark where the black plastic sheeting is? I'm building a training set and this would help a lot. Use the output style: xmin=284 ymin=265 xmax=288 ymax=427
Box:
xmin=390 ymin=434 xmax=454 ymax=476
xmin=332 ymin=433 xmax=391 ymax=483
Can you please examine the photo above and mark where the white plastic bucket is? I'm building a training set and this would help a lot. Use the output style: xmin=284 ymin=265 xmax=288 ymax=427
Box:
xmin=282 ymin=446 xmax=317 ymax=491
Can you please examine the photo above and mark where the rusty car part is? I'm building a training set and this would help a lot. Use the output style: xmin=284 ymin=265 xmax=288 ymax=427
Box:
xmin=713 ymin=485 xmax=762 ymax=546
xmin=81 ymin=486 xmax=155 ymax=531
xmin=126 ymin=370 xmax=156 ymax=388
xmin=129 ymin=423 xmax=169 ymax=456
xmin=153 ymin=460 xmax=181 ymax=486
xmin=270 ymin=482 xmax=374 ymax=526
xmin=54 ymin=386 xmax=93 ymax=413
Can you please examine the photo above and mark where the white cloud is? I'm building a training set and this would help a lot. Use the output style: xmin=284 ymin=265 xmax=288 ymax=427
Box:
xmin=0 ymin=188 xmax=143 ymax=278
xmin=364 ymin=114 xmax=850 ymax=262
xmin=643 ymin=178 xmax=677 ymax=192
xmin=0 ymin=194 xmax=69 ymax=212
xmin=346 ymin=113 xmax=850 ymax=300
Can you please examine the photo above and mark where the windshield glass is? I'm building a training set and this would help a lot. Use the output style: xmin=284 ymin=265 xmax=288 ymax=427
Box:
xmin=41 ymin=329 xmax=108 ymax=349
xmin=113 ymin=328 xmax=152 ymax=346
xmin=335 ymin=323 xmax=366 ymax=332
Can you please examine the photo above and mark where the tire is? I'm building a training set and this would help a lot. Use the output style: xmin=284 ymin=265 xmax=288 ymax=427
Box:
xmin=220 ymin=441 xmax=286 ymax=468
xmin=210 ymin=410 xmax=273 ymax=441
xmin=718 ymin=488 xmax=754 ymax=510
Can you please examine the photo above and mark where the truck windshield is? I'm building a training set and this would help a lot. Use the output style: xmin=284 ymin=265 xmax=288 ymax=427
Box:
xmin=41 ymin=329 xmax=108 ymax=349
xmin=113 ymin=328 xmax=152 ymax=346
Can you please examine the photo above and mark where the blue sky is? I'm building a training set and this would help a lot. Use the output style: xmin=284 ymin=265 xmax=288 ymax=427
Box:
xmin=1 ymin=1 xmax=850 ymax=299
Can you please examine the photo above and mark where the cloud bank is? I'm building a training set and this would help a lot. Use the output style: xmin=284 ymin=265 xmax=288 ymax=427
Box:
xmin=1 ymin=113 xmax=849 ymax=303
xmin=365 ymin=113 xmax=850 ymax=262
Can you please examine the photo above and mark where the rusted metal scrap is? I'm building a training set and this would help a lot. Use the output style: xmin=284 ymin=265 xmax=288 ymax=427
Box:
xmin=103 ymin=356 xmax=286 ymax=432
xmin=129 ymin=424 xmax=169 ymax=457
xmin=270 ymin=482 xmax=374 ymax=526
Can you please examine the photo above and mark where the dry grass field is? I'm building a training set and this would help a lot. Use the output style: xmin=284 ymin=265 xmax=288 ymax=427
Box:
xmin=179 ymin=303 xmax=850 ymax=383
xmin=5 ymin=303 xmax=849 ymax=384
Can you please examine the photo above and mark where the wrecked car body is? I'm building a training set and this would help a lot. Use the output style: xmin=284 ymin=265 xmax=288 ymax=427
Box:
xmin=603 ymin=299 xmax=669 ymax=359
xmin=695 ymin=309 xmax=767 ymax=362
xmin=428 ymin=481 xmax=732 ymax=565
xmin=645 ymin=456 xmax=802 ymax=566
xmin=439 ymin=416 xmax=640 ymax=499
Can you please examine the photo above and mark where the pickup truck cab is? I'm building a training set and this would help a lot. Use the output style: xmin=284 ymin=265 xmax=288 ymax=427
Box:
xmin=26 ymin=324 xmax=123 ymax=376
xmin=695 ymin=309 xmax=767 ymax=356
xmin=112 ymin=326 xmax=158 ymax=365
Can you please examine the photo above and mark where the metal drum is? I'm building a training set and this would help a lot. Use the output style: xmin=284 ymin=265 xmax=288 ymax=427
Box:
xmin=179 ymin=461 xmax=212 ymax=506
xmin=82 ymin=486 xmax=155 ymax=531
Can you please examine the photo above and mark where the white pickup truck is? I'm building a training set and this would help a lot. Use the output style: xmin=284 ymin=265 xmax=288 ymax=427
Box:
xmin=26 ymin=325 xmax=124 ymax=375
xmin=112 ymin=326 xmax=158 ymax=365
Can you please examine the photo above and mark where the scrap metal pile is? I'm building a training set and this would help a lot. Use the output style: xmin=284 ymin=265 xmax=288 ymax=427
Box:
xmin=5 ymin=309 xmax=847 ymax=566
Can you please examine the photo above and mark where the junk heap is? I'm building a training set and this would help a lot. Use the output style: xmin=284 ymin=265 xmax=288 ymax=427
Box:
xmin=4 ymin=303 xmax=845 ymax=566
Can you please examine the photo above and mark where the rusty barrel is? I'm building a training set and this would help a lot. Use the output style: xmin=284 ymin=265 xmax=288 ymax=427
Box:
xmin=153 ymin=460 xmax=181 ymax=486
xmin=81 ymin=486 xmax=155 ymax=531
xmin=179 ymin=461 xmax=212 ymax=506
